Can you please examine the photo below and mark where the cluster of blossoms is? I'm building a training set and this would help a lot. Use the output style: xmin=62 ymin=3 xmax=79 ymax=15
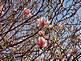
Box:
xmin=36 ymin=17 xmax=49 ymax=49
xmin=23 ymin=7 xmax=49 ymax=61
xmin=34 ymin=17 xmax=49 ymax=61
xmin=21 ymin=5 xmax=49 ymax=60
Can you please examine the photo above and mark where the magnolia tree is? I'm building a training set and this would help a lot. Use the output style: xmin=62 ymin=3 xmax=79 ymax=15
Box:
xmin=0 ymin=0 xmax=81 ymax=61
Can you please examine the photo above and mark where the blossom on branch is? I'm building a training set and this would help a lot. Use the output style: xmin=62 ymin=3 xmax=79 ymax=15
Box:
xmin=23 ymin=8 xmax=32 ymax=16
xmin=37 ymin=37 xmax=47 ymax=49
xmin=37 ymin=17 xmax=49 ymax=27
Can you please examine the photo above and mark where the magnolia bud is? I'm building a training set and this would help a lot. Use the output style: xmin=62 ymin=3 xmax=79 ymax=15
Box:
xmin=23 ymin=8 xmax=32 ymax=16
xmin=38 ymin=30 xmax=45 ymax=36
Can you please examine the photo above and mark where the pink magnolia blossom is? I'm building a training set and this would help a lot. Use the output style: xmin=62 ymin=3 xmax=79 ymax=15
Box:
xmin=38 ymin=30 xmax=45 ymax=36
xmin=23 ymin=8 xmax=32 ymax=16
xmin=37 ymin=17 xmax=48 ymax=27
xmin=37 ymin=37 xmax=47 ymax=49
